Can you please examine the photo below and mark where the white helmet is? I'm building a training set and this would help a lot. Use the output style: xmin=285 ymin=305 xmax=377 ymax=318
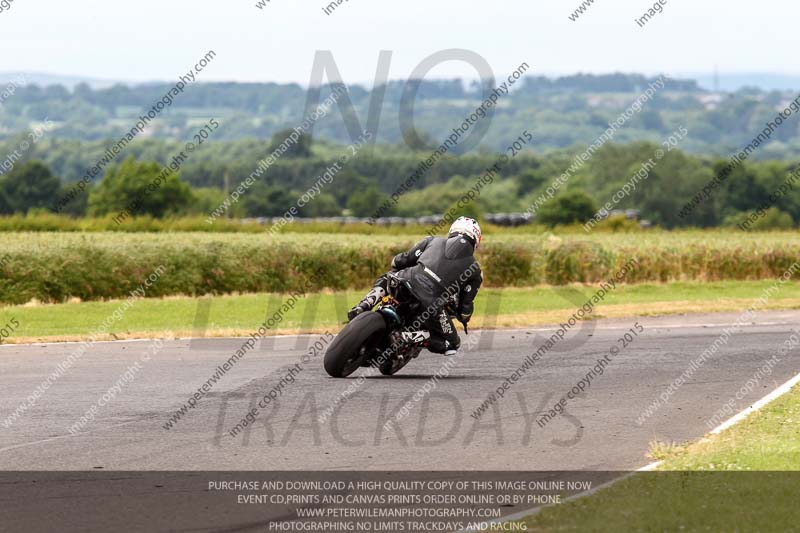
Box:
xmin=449 ymin=216 xmax=482 ymax=249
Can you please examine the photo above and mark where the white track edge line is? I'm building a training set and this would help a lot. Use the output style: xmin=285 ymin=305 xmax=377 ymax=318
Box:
xmin=709 ymin=369 xmax=800 ymax=435
xmin=454 ymin=370 xmax=800 ymax=532
xmin=0 ymin=333 xmax=323 ymax=348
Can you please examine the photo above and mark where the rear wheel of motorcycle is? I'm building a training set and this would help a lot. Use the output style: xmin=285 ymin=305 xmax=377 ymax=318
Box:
xmin=324 ymin=312 xmax=386 ymax=378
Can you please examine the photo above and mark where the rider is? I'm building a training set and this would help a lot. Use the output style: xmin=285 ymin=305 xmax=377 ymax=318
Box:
xmin=347 ymin=216 xmax=483 ymax=356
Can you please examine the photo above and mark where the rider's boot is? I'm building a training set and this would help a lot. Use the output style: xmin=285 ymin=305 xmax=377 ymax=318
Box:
xmin=416 ymin=338 xmax=455 ymax=356
xmin=347 ymin=286 xmax=386 ymax=321
xmin=425 ymin=336 xmax=458 ymax=356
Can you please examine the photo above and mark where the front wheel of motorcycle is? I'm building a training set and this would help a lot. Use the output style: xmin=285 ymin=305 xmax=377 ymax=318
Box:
xmin=324 ymin=312 xmax=386 ymax=378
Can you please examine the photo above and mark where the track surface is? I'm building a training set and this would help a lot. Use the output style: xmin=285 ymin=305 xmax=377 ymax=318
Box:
xmin=1 ymin=311 xmax=798 ymax=471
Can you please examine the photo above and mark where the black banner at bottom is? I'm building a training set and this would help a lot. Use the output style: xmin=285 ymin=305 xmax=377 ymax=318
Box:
xmin=2 ymin=471 xmax=799 ymax=532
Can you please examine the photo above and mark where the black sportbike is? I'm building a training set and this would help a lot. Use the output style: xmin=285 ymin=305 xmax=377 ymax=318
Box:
xmin=323 ymin=273 xmax=466 ymax=378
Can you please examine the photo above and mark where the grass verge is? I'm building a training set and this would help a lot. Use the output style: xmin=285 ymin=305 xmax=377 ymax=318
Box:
xmin=510 ymin=384 xmax=800 ymax=531
xmin=0 ymin=280 xmax=799 ymax=343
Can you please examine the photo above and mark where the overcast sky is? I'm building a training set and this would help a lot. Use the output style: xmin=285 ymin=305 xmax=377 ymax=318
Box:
xmin=0 ymin=0 xmax=795 ymax=85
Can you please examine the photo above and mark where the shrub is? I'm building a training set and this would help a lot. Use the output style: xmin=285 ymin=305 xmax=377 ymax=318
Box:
xmin=0 ymin=231 xmax=797 ymax=303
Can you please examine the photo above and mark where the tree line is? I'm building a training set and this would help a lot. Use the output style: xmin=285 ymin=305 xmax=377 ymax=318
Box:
xmin=1 ymin=131 xmax=797 ymax=229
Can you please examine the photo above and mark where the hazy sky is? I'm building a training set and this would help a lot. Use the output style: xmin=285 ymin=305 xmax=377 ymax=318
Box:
xmin=1 ymin=0 xmax=796 ymax=85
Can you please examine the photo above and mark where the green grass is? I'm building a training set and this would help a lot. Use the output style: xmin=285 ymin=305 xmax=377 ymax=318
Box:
xmin=650 ymin=387 xmax=800 ymax=471
xmin=510 ymin=385 xmax=800 ymax=532
xmin=1 ymin=280 xmax=799 ymax=342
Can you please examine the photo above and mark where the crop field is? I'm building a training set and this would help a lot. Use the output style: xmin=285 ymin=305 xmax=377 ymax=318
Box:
xmin=0 ymin=230 xmax=798 ymax=304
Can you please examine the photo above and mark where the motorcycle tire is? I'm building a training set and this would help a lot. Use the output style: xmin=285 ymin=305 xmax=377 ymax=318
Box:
xmin=323 ymin=312 xmax=386 ymax=378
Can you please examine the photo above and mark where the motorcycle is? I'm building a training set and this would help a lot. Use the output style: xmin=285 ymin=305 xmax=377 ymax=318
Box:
xmin=323 ymin=272 xmax=466 ymax=378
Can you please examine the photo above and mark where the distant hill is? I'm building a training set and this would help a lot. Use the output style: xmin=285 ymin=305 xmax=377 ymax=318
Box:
xmin=1 ymin=72 xmax=800 ymax=160
xmin=0 ymin=72 xmax=126 ymax=90
xmin=6 ymin=70 xmax=799 ymax=93
xmin=687 ymin=72 xmax=800 ymax=92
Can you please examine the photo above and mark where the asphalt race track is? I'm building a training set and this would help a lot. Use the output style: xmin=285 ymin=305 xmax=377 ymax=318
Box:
xmin=1 ymin=310 xmax=799 ymax=471
xmin=3 ymin=310 xmax=799 ymax=531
